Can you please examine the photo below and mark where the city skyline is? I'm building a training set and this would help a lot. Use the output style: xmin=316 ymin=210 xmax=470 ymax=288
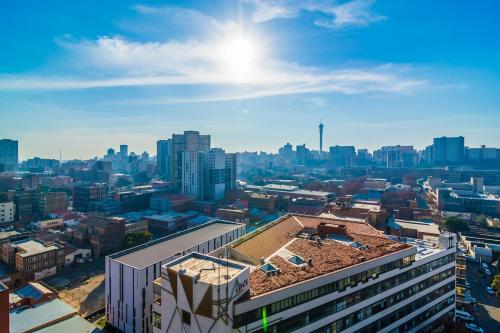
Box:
xmin=1 ymin=0 xmax=500 ymax=159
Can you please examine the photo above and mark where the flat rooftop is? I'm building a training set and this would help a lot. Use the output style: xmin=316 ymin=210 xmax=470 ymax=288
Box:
xmin=109 ymin=221 xmax=243 ymax=269
xmin=392 ymin=219 xmax=440 ymax=235
xmin=230 ymin=214 xmax=411 ymax=297
xmin=14 ymin=239 xmax=60 ymax=257
xmin=167 ymin=254 xmax=245 ymax=285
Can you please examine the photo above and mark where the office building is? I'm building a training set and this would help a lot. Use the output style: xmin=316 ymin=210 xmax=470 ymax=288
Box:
xmin=330 ymin=145 xmax=356 ymax=167
xmin=225 ymin=153 xmax=237 ymax=192
xmin=432 ymin=136 xmax=465 ymax=165
xmin=0 ymin=139 xmax=18 ymax=171
xmin=0 ymin=201 xmax=15 ymax=224
xmin=105 ymin=220 xmax=245 ymax=333
xmin=296 ymin=144 xmax=309 ymax=165
xmin=120 ymin=145 xmax=129 ymax=159
xmin=205 ymin=148 xmax=226 ymax=200
xmin=156 ymin=139 xmax=172 ymax=179
xmin=12 ymin=189 xmax=36 ymax=223
xmin=74 ymin=216 xmax=125 ymax=256
xmin=36 ymin=191 xmax=68 ymax=217
xmin=73 ymin=183 xmax=109 ymax=212
xmin=152 ymin=214 xmax=456 ymax=333
xmin=2 ymin=239 xmax=65 ymax=280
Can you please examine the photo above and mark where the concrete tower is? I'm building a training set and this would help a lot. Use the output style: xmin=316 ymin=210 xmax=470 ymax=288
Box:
xmin=319 ymin=121 xmax=324 ymax=154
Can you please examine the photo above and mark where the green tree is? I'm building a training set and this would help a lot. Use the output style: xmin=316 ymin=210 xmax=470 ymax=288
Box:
xmin=443 ymin=216 xmax=469 ymax=234
xmin=122 ymin=231 xmax=153 ymax=249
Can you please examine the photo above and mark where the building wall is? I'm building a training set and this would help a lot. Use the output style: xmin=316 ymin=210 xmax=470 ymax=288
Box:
xmin=0 ymin=201 xmax=15 ymax=224
xmin=105 ymin=223 xmax=246 ymax=333
xmin=236 ymin=247 xmax=455 ymax=333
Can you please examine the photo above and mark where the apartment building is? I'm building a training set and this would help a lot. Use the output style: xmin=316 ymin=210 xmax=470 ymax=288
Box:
xmin=105 ymin=220 xmax=245 ymax=333
xmin=0 ymin=201 xmax=15 ymax=224
xmin=152 ymin=214 xmax=456 ymax=333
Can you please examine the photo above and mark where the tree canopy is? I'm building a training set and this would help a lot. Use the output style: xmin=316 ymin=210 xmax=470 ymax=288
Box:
xmin=122 ymin=231 xmax=152 ymax=249
xmin=443 ymin=216 xmax=469 ymax=234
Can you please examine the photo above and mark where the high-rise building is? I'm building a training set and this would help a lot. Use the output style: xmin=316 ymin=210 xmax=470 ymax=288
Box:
xmin=432 ymin=136 xmax=465 ymax=165
xmin=296 ymin=144 xmax=309 ymax=165
xmin=329 ymin=145 xmax=356 ymax=167
xmin=119 ymin=144 xmax=128 ymax=159
xmin=0 ymin=139 xmax=18 ymax=171
xmin=205 ymin=148 xmax=226 ymax=200
xmin=225 ymin=153 xmax=237 ymax=192
xmin=319 ymin=121 xmax=324 ymax=154
xmin=156 ymin=139 xmax=172 ymax=179
xmin=180 ymin=151 xmax=205 ymax=199
xmin=172 ymin=131 xmax=210 ymax=197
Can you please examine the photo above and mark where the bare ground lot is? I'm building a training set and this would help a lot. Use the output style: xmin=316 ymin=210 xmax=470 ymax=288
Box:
xmin=45 ymin=258 xmax=106 ymax=316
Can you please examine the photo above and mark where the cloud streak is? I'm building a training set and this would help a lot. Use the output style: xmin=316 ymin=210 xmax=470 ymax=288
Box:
xmin=249 ymin=0 xmax=386 ymax=29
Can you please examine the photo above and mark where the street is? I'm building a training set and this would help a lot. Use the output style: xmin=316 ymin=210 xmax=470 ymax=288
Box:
xmin=466 ymin=261 xmax=500 ymax=333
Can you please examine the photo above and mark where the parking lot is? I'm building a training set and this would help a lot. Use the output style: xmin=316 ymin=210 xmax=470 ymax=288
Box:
xmin=465 ymin=261 xmax=500 ymax=333
xmin=45 ymin=257 xmax=106 ymax=316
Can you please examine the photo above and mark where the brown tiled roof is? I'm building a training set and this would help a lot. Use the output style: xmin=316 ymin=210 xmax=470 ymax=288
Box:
xmin=232 ymin=214 xmax=411 ymax=297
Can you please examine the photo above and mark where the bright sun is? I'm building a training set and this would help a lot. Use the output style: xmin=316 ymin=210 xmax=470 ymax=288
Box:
xmin=220 ymin=36 xmax=258 ymax=73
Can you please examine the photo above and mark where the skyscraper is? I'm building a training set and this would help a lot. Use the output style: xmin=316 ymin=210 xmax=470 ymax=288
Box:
xmin=156 ymin=139 xmax=171 ymax=179
xmin=119 ymin=144 xmax=128 ymax=159
xmin=432 ymin=136 xmax=465 ymax=165
xmin=171 ymin=131 xmax=210 ymax=199
xmin=0 ymin=139 xmax=18 ymax=171
xmin=319 ymin=121 xmax=324 ymax=155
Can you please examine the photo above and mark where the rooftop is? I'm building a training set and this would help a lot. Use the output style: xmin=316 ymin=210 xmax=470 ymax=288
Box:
xmin=390 ymin=219 xmax=441 ymax=235
xmin=229 ymin=214 xmax=411 ymax=297
xmin=167 ymin=253 xmax=246 ymax=285
xmin=13 ymin=239 xmax=60 ymax=257
xmin=10 ymin=298 xmax=76 ymax=333
xmin=109 ymin=221 xmax=243 ymax=269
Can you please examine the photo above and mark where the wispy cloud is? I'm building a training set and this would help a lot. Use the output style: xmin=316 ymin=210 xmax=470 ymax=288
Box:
xmin=0 ymin=4 xmax=421 ymax=103
xmin=249 ymin=0 xmax=386 ymax=29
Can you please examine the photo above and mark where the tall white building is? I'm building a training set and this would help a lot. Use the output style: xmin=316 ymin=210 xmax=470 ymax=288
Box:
xmin=205 ymin=148 xmax=226 ymax=201
xmin=105 ymin=220 xmax=245 ymax=333
xmin=0 ymin=201 xmax=15 ymax=224
xmin=153 ymin=214 xmax=456 ymax=333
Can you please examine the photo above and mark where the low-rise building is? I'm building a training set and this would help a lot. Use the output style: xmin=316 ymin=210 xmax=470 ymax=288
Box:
xmin=152 ymin=214 xmax=456 ymax=333
xmin=2 ymin=239 xmax=64 ymax=281
xmin=74 ymin=216 xmax=125 ymax=256
xmin=105 ymin=220 xmax=245 ymax=333
xmin=387 ymin=219 xmax=441 ymax=239
xmin=31 ymin=218 xmax=65 ymax=231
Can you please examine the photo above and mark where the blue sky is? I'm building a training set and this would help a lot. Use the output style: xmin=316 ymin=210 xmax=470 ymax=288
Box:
xmin=1 ymin=0 xmax=499 ymax=160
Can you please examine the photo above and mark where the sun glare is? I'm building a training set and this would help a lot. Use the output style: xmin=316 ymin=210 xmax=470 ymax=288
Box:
xmin=220 ymin=36 xmax=259 ymax=74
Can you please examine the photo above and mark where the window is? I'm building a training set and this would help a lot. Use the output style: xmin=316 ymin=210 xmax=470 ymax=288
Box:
xmin=182 ymin=310 xmax=191 ymax=325
xmin=152 ymin=311 xmax=161 ymax=329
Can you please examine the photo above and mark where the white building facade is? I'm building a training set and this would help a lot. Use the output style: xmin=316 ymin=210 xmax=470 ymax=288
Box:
xmin=105 ymin=221 xmax=245 ymax=333
xmin=0 ymin=201 xmax=15 ymax=224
